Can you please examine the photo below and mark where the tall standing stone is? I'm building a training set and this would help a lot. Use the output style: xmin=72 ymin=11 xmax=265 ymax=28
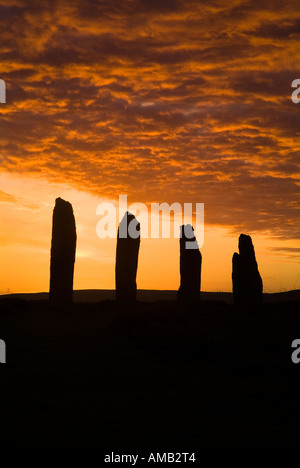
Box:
xmin=49 ymin=197 xmax=77 ymax=305
xmin=115 ymin=212 xmax=140 ymax=302
xmin=177 ymin=224 xmax=202 ymax=303
xmin=232 ymin=233 xmax=263 ymax=305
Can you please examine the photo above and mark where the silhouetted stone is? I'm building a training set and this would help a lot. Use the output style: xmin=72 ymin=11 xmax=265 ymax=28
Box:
xmin=115 ymin=212 xmax=140 ymax=302
xmin=232 ymin=234 xmax=263 ymax=305
xmin=49 ymin=197 xmax=77 ymax=305
xmin=177 ymin=224 xmax=202 ymax=303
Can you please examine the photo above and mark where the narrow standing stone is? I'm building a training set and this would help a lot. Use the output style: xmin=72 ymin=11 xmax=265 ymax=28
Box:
xmin=232 ymin=233 xmax=263 ymax=305
xmin=115 ymin=212 xmax=140 ymax=302
xmin=49 ymin=197 xmax=77 ymax=305
xmin=177 ymin=224 xmax=202 ymax=303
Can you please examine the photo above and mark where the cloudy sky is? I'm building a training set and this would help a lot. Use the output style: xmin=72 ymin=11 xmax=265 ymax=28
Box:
xmin=0 ymin=0 xmax=299 ymax=293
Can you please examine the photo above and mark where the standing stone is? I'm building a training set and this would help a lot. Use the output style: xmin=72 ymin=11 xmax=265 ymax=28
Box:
xmin=177 ymin=224 xmax=202 ymax=303
xmin=232 ymin=234 xmax=263 ymax=305
xmin=49 ymin=197 xmax=77 ymax=305
xmin=115 ymin=212 xmax=140 ymax=302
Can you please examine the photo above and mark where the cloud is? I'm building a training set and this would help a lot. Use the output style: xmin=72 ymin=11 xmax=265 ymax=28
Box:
xmin=0 ymin=0 xmax=299 ymax=242
xmin=0 ymin=190 xmax=18 ymax=204
xmin=267 ymin=246 xmax=300 ymax=261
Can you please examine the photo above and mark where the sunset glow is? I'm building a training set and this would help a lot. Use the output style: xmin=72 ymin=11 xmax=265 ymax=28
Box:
xmin=0 ymin=0 xmax=299 ymax=294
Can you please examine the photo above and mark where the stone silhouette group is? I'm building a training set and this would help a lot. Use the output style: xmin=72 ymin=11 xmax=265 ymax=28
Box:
xmin=49 ymin=197 xmax=263 ymax=306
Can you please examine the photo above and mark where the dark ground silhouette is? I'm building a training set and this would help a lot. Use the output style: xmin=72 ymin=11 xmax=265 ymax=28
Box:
xmin=0 ymin=292 xmax=299 ymax=448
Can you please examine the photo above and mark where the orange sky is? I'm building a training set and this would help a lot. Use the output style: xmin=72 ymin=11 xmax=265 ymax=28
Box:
xmin=0 ymin=0 xmax=299 ymax=293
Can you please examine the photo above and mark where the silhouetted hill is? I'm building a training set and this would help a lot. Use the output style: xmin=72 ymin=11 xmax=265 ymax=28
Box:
xmin=1 ymin=289 xmax=300 ymax=304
